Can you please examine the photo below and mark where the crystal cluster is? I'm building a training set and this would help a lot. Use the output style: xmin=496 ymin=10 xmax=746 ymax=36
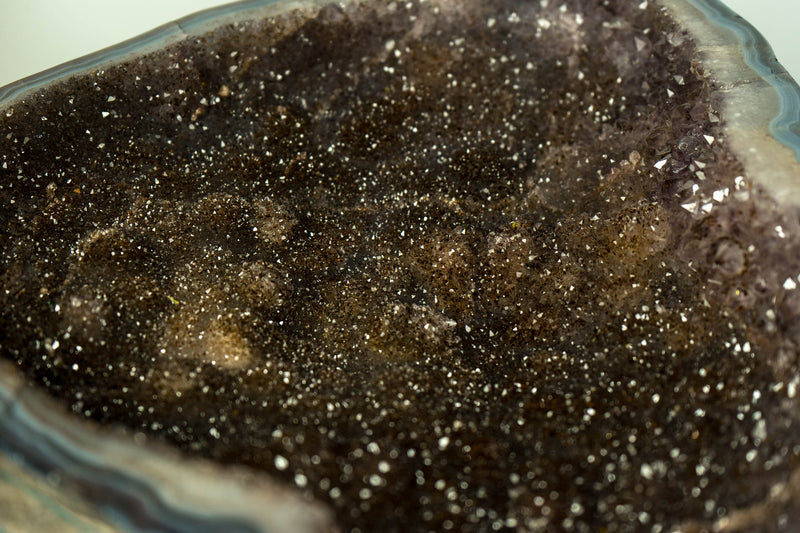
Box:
xmin=2 ymin=1 xmax=800 ymax=531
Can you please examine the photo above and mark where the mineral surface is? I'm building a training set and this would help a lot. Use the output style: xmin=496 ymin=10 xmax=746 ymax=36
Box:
xmin=3 ymin=1 xmax=800 ymax=531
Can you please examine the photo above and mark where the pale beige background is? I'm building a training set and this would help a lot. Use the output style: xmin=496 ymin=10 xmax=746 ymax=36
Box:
xmin=723 ymin=0 xmax=799 ymax=82
xmin=0 ymin=0 xmax=226 ymax=87
xmin=0 ymin=1 xmax=798 ymax=87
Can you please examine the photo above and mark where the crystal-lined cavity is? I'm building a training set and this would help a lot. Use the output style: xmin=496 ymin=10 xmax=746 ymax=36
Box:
xmin=3 ymin=1 xmax=800 ymax=531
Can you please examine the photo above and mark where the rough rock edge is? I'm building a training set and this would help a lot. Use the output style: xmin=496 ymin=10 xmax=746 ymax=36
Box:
xmin=657 ymin=1 xmax=800 ymax=531
xmin=0 ymin=358 xmax=336 ymax=533
xmin=657 ymin=0 xmax=800 ymax=205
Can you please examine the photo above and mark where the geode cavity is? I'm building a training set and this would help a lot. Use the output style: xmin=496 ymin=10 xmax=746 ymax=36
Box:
xmin=2 ymin=0 xmax=800 ymax=532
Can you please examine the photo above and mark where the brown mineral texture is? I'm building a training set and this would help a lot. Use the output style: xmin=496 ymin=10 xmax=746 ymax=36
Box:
xmin=2 ymin=1 xmax=800 ymax=531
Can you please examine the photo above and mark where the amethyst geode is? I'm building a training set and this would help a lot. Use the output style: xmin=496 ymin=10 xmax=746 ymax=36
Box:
xmin=2 ymin=0 xmax=800 ymax=531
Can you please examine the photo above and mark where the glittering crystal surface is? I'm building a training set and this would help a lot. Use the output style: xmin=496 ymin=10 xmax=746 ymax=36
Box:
xmin=2 ymin=1 xmax=800 ymax=531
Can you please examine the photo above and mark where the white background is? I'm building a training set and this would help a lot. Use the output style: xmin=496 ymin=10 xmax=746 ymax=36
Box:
xmin=0 ymin=1 xmax=798 ymax=87
xmin=723 ymin=0 xmax=798 ymax=82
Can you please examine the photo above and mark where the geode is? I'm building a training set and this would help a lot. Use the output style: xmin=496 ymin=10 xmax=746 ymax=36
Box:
xmin=2 ymin=0 xmax=800 ymax=531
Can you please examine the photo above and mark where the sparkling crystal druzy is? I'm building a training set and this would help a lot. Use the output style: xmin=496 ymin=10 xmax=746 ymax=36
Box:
xmin=2 ymin=0 xmax=800 ymax=531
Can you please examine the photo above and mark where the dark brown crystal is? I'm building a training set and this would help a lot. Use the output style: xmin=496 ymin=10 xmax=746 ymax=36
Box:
xmin=3 ymin=1 xmax=800 ymax=531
